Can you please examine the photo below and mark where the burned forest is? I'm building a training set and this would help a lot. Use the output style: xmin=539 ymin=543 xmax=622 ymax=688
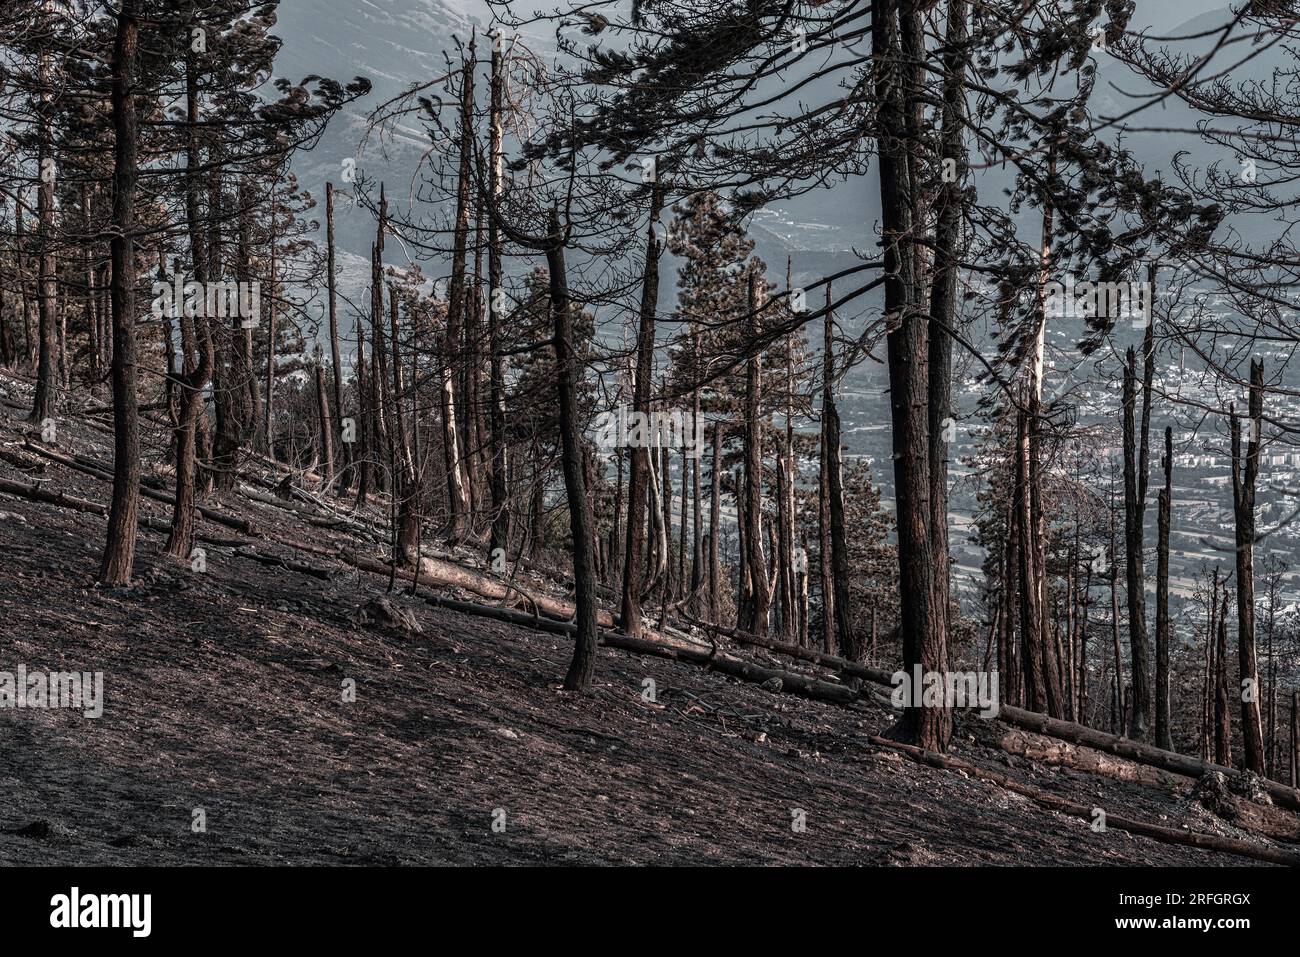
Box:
xmin=0 ymin=0 xmax=1299 ymax=935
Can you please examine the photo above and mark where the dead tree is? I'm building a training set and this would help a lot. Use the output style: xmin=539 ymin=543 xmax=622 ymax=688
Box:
xmin=873 ymin=0 xmax=948 ymax=751
xmin=926 ymin=0 xmax=969 ymax=661
xmin=440 ymin=40 xmax=476 ymax=541
xmin=98 ymin=0 xmax=142 ymax=585
xmin=740 ymin=269 xmax=770 ymax=637
xmin=314 ymin=358 xmax=335 ymax=486
xmin=486 ymin=36 xmax=510 ymax=559
xmin=1121 ymin=338 xmax=1154 ymax=740
xmin=325 ymin=181 xmax=349 ymax=486
xmin=1215 ymin=586 xmax=1233 ymax=767
xmin=820 ymin=289 xmax=852 ymax=658
xmin=619 ymin=186 xmax=663 ymax=638
xmin=1155 ymin=425 xmax=1173 ymax=750
xmin=1230 ymin=358 xmax=1267 ymax=774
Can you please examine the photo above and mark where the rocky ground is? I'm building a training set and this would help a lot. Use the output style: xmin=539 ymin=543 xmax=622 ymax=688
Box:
xmin=0 ymin=368 xmax=1287 ymax=865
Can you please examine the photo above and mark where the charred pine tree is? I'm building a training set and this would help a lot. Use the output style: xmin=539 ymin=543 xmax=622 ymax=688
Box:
xmin=740 ymin=269 xmax=770 ymax=637
xmin=709 ymin=420 xmax=722 ymax=622
xmin=389 ymin=281 xmax=419 ymax=565
xmin=440 ymin=39 xmax=475 ymax=541
xmin=543 ymin=210 xmax=598 ymax=690
xmin=1121 ymin=335 xmax=1155 ymax=740
xmin=619 ymin=187 xmax=663 ymax=638
xmin=873 ymin=0 xmax=948 ymax=750
xmin=1155 ymin=425 xmax=1173 ymax=750
xmin=926 ymin=0 xmax=969 ymax=663
xmin=99 ymin=0 xmax=142 ymax=586
xmin=486 ymin=35 xmax=510 ymax=560
xmin=355 ymin=307 xmax=370 ymax=500
xmin=28 ymin=16 xmax=58 ymax=426
xmin=1018 ymin=150 xmax=1064 ymax=720
xmin=1215 ymin=585 xmax=1233 ymax=767
xmin=165 ymin=44 xmax=215 ymax=561
xmin=325 ymin=181 xmax=349 ymax=488
xmin=1016 ymin=411 xmax=1048 ymax=711
xmin=314 ymin=354 xmax=335 ymax=486
xmin=1230 ymin=358 xmax=1266 ymax=774
xmin=820 ymin=291 xmax=852 ymax=658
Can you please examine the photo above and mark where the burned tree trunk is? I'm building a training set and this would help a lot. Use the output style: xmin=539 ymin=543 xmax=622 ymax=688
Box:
xmin=619 ymin=188 xmax=663 ymax=638
xmin=741 ymin=270 xmax=770 ymax=637
xmin=709 ymin=420 xmax=722 ymax=622
xmin=99 ymin=0 xmax=142 ymax=586
xmin=1215 ymin=587 xmax=1233 ymax=767
xmin=1016 ymin=411 xmax=1048 ymax=712
xmin=315 ymin=360 xmax=335 ymax=487
xmin=543 ymin=212 xmax=598 ymax=691
xmin=1121 ymin=339 xmax=1154 ymax=741
xmin=820 ymin=292 xmax=852 ymax=659
xmin=926 ymin=0 xmax=968 ymax=664
xmin=487 ymin=38 xmax=510 ymax=559
xmin=389 ymin=282 xmax=418 ymax=565
xmin=29 ymin=31 xmax=58 ymax=426
xmin=440 ymin=41 xmax=476 ymax=541
xmin=165 ymin=49 xmax=214 ymax=561
xmin=1230 ymin=358 xmax=1266 ymax=774
xmin=873 ymin=0 xmax=948 ymax=751
xmin=1155 ymin=426 xmax=1173 ymax=750
xmin=325 ymin=182 xmax=350 ymax=487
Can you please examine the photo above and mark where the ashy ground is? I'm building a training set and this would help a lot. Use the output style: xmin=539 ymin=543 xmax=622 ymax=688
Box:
xmin=0 ymin=369 xmax=1286 ymax=865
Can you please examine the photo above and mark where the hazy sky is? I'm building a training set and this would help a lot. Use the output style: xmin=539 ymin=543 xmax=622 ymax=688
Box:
xmin=1130 ymin=0 xmax=1232 ymax=31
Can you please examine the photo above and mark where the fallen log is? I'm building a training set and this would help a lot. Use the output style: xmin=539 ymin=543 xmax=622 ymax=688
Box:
xmin=233 ymin=547 xmax=334 ymax=581
xmin=24 ymin=441 xmax=257 ymax=536
xmin=419 ymin=592 xmax=860 ymax=706
xmin=691 ymin=614 xmax=1300 ymax=812
xmin=1189 ymin=772 xmax=1300 ymax=844
xmin=237 ymin=482 xmax=377 ymax=538
xmin=685 ymin=615 xmax=897 ymax=686
xmin=0 ymin=444 xmax=44 ymax=472
xmin=327 ymin=544 xmax=618 ymax=630
xmin=993 ymin=729 xmax=1181 ymax=790
xmin=998 ymin=705 xmax=1300 ymax=813
xmin=0 ymin=477 xmax=107 ymax=516
xmin=869 ymin=735 xmax=1300 ymax=867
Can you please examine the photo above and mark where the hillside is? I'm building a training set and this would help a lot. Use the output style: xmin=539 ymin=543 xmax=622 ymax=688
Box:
xmin=0 ymin=368 xmax=1292 ymax=867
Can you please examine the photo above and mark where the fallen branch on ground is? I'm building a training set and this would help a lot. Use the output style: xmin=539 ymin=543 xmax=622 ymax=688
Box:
xmin=869 ymin=735 xmax=1300 ymax=867
xmin=689 ymin=614 xmax=1300 ymax=812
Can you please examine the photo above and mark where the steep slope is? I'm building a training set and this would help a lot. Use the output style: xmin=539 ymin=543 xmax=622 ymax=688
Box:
xmin=0 ymin=369 xmax=1290 ymax=866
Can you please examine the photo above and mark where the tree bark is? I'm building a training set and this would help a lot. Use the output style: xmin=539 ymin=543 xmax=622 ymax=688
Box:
xmin=619 ymin=187 xmax=663 ymax=637
xmin=1121 ymin=337 xmax=1155 ymax=740
xmin=873 ymin=0 xmax=948 ymax=750
xmin=544 ymin=213 xmax=598 ymax=691
xmin=28 ymin=33 xmax=58 ymax=426
xmin=739 ymin=270 xmax=770 ymax=636
xmin=99 ymin=0 xmax=142 ymax=586
xmin=487 ymin=39 xmax=510 ymax=558
xmin=1230 ymin=358 xmax=1266 ymax=774
xmin=440 ymin=40 xmax=475 ymax=540
xmin=315 ymin=362 xmax=335 ymax=487
xmin=1215 ymin=587 xmax=1233 ymax=767
xmin=1155 ymin=426 xmax=1173 ymax=750
xmin=926 ymin=0 xmax=968 ymax=666
xmin=709 ymin=420 xmax=722 ymax=622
